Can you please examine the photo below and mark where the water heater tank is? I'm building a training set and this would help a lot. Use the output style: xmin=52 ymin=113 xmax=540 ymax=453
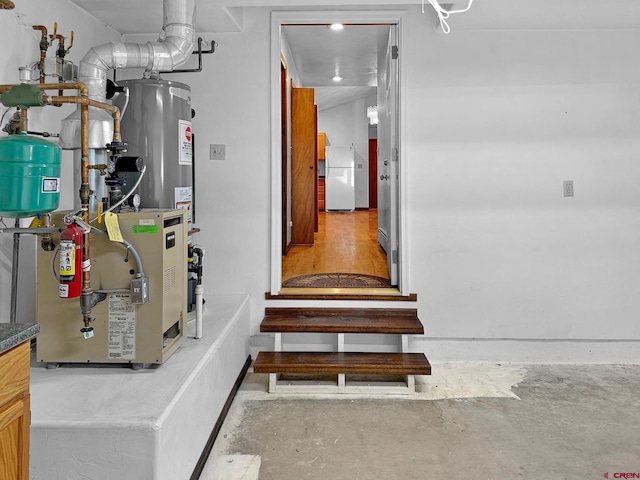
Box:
xmin=114 ymin=78 xmax=193 ymax=210
xmin=0 ymin=133 xmax=61 ymax=217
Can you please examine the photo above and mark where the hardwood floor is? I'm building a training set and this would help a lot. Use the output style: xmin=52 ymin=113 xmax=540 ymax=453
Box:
xmin=282 ymin=209 xmax=389 ymax=282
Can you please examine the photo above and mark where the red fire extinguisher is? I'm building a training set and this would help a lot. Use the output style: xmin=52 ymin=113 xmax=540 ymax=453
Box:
xmin=59 ymin=223 xmax=83 ymax=298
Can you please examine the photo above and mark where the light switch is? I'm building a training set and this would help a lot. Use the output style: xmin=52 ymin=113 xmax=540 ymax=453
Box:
xmin=563 ymin=180 xmax=574 ymax=197
xmin=210 ymin=144 xmax=226 ymax=160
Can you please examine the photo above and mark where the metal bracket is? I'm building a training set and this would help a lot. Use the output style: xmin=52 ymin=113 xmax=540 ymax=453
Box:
xmin=159 ymin=37 xmax=216 ymax=74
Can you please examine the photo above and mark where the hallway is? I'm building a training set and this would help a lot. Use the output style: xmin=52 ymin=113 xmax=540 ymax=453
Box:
xmin=282 ymin=210 xmax=388 ymax=282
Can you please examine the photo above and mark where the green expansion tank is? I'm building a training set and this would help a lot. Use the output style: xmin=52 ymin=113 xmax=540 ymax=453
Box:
xmin=0 ymin=133 xmax=61 ymax=217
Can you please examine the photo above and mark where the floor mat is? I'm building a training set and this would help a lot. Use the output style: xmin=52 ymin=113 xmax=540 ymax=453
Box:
xmin=282 ymin=273 xmax=391 ymax=288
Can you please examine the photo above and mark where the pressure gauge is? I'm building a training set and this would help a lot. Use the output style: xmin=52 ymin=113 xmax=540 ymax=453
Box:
xmin=130 ymin=193 xmax=141 ymax=211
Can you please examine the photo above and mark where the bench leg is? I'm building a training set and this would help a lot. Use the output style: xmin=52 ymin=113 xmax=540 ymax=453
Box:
xmin=406 ymin=374 xmax=415 ymax=393
xmin=269 ymin=373 xmax=278 ymax=393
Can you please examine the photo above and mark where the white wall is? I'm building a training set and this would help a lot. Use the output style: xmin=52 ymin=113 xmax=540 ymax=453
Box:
xmin=3 ymin=1 xmax=640 ymax=362
xmin=318 ymin=99 xmax=370 ymax=208
xmin=0 ymin=1 xmax=121 ymax=323
xmin=403 ymin=7 xmax=640 ymax=360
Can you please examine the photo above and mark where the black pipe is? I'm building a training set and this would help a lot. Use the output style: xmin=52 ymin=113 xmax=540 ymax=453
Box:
xmin=10 ymin=218 xmax=19 ymax=324
xmin=159 ymin=38 xmax=216 ymax=74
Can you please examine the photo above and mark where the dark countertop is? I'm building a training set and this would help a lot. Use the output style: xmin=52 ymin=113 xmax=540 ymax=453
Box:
xmin=0 ymin=323 xmax=39 ymax=355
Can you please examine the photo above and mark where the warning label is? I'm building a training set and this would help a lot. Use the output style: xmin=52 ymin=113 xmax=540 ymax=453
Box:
xmin=179 ymin=120 xmax=193 ymax=165
xmin=108 ymin=294 xmax=136 ymax=360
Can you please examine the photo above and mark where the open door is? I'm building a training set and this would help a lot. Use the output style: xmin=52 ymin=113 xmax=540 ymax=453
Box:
xmin=291 ymin=86 xmax=317 ymax=245
xmin=377 ymin=26 xmax=399 ymax=285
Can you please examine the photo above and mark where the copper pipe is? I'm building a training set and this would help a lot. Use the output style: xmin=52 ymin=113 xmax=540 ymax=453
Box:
xmin=0 ymin=82 xmax=89 ymax=95
xmin=32 ymin=26 xmax=49 ymax=84
xmin=20 ymin=108 xmax=27 ymax=133
xmin=38 ymin=95 xmax=121 ymax=295
xmin=51 ymin=34 xmax=65 ymax=51
xmin=80 ymin=103 xmax=89 ymax=195
xmin=41 ymin=82 xmax=89 ymax=95
xmin=44 ymin=95 xmax=121 ymax=143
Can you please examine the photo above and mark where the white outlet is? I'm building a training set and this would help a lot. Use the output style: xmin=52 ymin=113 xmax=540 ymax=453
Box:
xmin=210 ymin=144 xmax=226 ymax=160
xmin=563 ymin=180 xmax=574 ymax=197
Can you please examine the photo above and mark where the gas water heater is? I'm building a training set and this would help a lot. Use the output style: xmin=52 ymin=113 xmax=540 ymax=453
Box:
xmin=114 ymin=78 xmax=194 ymax=218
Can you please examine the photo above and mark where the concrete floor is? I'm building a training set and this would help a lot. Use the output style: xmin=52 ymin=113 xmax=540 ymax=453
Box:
xmin=204 ymin=364 xmax=640 ymax=480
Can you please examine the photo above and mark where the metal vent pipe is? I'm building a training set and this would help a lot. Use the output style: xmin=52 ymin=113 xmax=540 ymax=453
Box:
xmin=78 ymin=0 xmax=196 ymax=102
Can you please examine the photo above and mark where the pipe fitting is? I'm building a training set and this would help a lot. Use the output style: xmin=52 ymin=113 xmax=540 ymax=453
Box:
xmin=79 ymin=183 xmax=92 ymax=203
xmin=80 ymin=291 xmax=107 ymax=316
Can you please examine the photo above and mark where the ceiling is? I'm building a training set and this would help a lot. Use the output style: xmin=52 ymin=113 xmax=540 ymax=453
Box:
xmin=68 ymin=0 xmax=245 ymax=34
xmin=68 ymin=0 xmax=391 ymax=111
xmin=283 ymin=24 xmax=389 ymax=110
xmin=66 ymin=0 xmax=640 ymax=109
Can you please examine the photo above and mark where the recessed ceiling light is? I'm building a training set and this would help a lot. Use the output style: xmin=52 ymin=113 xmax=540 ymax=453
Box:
xmin=329 ymin=23 xmax=344 ymax=31
xmin=332 ymin=75 xmax=343 ymax=82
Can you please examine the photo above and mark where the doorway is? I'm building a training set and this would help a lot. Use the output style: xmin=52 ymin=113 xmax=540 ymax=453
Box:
xmin=270 ymin=10 xmax=408 ymax=296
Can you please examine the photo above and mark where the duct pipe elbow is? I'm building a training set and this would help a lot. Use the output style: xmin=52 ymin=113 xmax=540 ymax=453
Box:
xmin=149 ymin=24 xmax=195 ymax=73
xmin=78 ymin=44 xmax=112 ymax=103
xmin=79 ymin=43 xmax=154 ymax=101
xmin=148 ymin=0 xmax=197 ymax=73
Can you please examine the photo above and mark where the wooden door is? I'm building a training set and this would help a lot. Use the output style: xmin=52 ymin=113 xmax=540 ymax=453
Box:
xmin=291 ymin=87 xmax=316 ymax=245
xmin=369 ymin=139 xmax=378 ymax=208
xmin=314 ymin=105 xmax=319 ymax=233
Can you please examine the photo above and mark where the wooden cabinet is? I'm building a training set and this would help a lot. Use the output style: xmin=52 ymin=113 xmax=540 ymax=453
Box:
xmin=318 ymin=178 xmax=325 ymax=211
xmin=317 ymin=132 xmax=326 ymax=160
xmin=0 ymin=341 xmax=30 ymax=480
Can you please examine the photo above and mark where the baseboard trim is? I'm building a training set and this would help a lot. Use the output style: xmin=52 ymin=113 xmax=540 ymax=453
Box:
xmin=412 ymin=338 xmax=640 ymax=364
xmin=190 ymin=354 xmax=252 ymax=480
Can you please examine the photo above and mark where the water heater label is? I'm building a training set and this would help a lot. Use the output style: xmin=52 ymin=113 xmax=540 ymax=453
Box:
xmin=41 ymin=177 xmax=60 ymax=193
xmin=108 ymin=294 xmax=136 ymax=360
xmin=179 ymin=120 xmax=193 ymax=165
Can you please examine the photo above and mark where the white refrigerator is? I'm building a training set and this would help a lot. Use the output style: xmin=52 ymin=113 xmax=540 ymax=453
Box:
xmin=325 ymin=145 xmax=355 ymax=211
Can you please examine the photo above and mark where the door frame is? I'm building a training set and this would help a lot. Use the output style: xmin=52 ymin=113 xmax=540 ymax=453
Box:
xmin=281 ymin=58 xmax=290 ymax=255
xmin=269 ymin=9 xmax=409 ymax=296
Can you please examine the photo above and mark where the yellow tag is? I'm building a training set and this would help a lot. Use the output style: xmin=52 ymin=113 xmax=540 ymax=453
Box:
xmin=104 ymin=212 xmax=124 ymax=243
xmin=97 ymin=202 xmax=102 ymax=224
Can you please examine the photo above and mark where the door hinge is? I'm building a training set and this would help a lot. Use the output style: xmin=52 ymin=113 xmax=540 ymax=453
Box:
xmin=392 ymin=45 xmax=399 ymax=60
xmin=392 ymin=147 xmax=399 ymax=162
xmin=392 ymin=249 xmax=398 ymax=264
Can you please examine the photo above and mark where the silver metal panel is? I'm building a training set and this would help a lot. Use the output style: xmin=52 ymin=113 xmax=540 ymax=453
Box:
xmin=59 ymin=107 xmax=114 ymax=150
xmin=114 ymin=78 xmax=192 ymax=209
